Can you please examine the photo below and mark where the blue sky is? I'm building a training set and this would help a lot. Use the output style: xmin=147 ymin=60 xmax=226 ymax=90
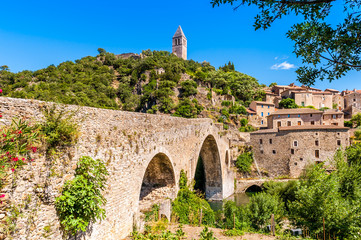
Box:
xmin=0 ymin=0 xmax=359 ymax=91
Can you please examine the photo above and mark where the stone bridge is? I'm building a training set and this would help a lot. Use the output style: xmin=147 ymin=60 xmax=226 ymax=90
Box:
xmin=235 ymin=178 xmax=293 ymax=193
xmin=0 ymin=97 xmax=236 ymax=240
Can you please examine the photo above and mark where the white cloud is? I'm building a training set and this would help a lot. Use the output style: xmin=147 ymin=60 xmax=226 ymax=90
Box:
xmin=274 ymin=56 xmax=289 ymax=61
xmin=271 ymin=61 xmax=296 ymax=70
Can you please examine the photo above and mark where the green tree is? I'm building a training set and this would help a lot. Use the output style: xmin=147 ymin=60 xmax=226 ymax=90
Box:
xmin=350 ymin=113 xmax=361 ymax=127
xmin=247 ymin=193 xmax=284 ymax=229
xmin=181 ymin=80 xmax=198 ymax=97
xmin=279 ymin=98 xmax=298 ymax=109
xmin=211 ymin=0 xmax=361 ymax=85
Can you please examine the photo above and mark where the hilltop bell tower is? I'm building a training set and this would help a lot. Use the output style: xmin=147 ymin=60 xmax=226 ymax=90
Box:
xmin=172 ymin=26 xmax=187 ymax=60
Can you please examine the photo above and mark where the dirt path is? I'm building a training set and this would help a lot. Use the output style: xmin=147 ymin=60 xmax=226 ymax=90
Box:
xmin=168 ymin=224 xmax=277 ymax=240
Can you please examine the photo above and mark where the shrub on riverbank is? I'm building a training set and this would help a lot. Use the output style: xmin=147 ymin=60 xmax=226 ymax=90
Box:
xmin=172 ymin=170 xmax=215 ymax=226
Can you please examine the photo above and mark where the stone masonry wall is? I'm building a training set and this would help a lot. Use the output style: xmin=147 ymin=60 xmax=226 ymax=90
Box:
xmin=0 ymin=97 xmax=234 ymax=240
xmin=251 ymin=128 xmax=349 ymax=178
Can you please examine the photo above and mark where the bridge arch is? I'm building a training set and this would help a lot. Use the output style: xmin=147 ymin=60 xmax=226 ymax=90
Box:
xmin=139 ymin=152 xmax=177 ymax=211
xmin=194 ymin=134 xmax=223 ymax=200
xmin=245 ymin=184 xmax=263 ymax=193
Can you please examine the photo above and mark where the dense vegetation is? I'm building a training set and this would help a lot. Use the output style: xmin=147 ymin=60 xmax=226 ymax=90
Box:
xmin=0 ymin=50 xmax=264 ymax=124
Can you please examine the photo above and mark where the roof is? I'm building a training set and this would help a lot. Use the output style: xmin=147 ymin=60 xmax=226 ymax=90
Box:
xmin=323 ymin=110 xmax=344 ymax=115
xmin=246 ymin=108 xmax=256 ymax=114
xmin=268 ymin=108 xmax=323 ymax=116
xmin=251 ymin=129 xmax=278 ymax=134
xmin=173 ymin=26 xmax=186 ymax=38
xmin=252 ymin=101 xmax=275 ymax=106
xmin=325 ymin=88 xmax=340 ymax=93
xmin=279 ymin=125 xmax=349 ymax=131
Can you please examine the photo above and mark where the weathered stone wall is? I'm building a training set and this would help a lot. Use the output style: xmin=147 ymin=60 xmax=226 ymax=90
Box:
xmin=0 ymin=97 xmax=234 ymax=240
xmin=251 ymin=128 xmax=349 ymax=178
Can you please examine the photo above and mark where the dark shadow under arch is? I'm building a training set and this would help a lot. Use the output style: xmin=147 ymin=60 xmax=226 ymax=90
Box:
xmin=194 ymin=135 xmax=223 ymax=200
xmin=139 ymin=153 xmax=176 ymax=211
xmin=245 ymin=185 xmax=262 ymax=193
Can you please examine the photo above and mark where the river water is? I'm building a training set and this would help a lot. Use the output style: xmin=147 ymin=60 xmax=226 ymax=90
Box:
xmin=208 ymin=193 xmax=252 ymax=212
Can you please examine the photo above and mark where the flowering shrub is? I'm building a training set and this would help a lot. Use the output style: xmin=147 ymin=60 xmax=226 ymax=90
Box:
xmin=0 ymin=117 xmax=40 ymax=182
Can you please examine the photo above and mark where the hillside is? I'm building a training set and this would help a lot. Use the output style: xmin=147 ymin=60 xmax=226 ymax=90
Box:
xmin=0 ymin=49 xmax=265 ymax=127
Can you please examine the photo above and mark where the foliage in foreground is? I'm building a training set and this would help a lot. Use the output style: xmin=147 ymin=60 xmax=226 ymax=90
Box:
xmin=55 ymin=156 xmax=109 ymax=236
xmin=211 ymin=0 xmax=361 ymax=85
xmin=172 ymin=170 xmax=215 ymax=226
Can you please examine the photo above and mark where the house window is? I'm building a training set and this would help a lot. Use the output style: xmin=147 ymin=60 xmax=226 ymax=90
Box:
xmin=298 ymin=121 xmax=301 ymax=126
xmin=261 ymin=112 xmax=264 ymax=117
xmin=269 ymin=139 xmax=273 ymax=144
xmin=261 ymin=120 xmax=264 ymax=125
xmin=333 ymin=114 xmax=336 ymax=119
xmin=272 ymin=150 xmax=276 ymax=154
xmin=277 ymin=122 xmax=281 ymax=127
xmin=260 ymin=139 xmax=263 ymax=144
xmin=337 ymin=140 xmax=341 ymax=146
xmin=310 ymin=114 xmax=313 ymax=117
xmin=288 ymin=114 xmax=290 ymax=118
xmin=268 ymin=105 xmax=270 ymax=109
xmin=262 ymin=105 xmax=264 ymax=108
xmin=298 ymin=114 xmax=300 ymax=117
xmin=301 ymin=102 xmax=305 ymax=107
xmin=251 ymin=113 xmax=253 ymax=116
xmin=291 ymin=149 xmax=295 ymax=154
xmin=315 ymin=150 xmax=320 ymax=158
xmin=278 ymin=115 xmax=280 ymax=118
xmin=294 ymin=141 xmax=298 ymax=147
xmin=311 ymin=121 xmax=315 ymax=125
xmin=288 ymin=121 xmax=291 ymax=126
xmin=268 ymin=112 xmax=270 ymax=116
xmin=315 ymin=140 xmax=319 ymax=146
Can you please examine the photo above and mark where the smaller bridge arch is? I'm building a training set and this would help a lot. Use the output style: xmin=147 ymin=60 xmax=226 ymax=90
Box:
xmin=194 ymin=134 xmax=223 ymax=200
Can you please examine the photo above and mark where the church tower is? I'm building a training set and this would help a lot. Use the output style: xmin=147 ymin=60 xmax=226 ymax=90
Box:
xmin=172 ymin=26 xmax=187 ymax=60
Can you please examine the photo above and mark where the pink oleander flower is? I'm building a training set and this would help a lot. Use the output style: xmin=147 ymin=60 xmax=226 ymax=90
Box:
xmin=11 ymin=168 xmax=15 ymax=172
xmin=0 ymin=194 xmax=5 ymax=198
xmin=31 ymin=147 xmax=37 ymax=153
xmin=12 ymin=157 xmax=19 ymax=162
xmin=0 ymin=115 xmax=2 ymax=118
xmin=18 ymin=130 xmax=22 ymax=134
xmin=0 ymin=89 xmax=3 ymax=94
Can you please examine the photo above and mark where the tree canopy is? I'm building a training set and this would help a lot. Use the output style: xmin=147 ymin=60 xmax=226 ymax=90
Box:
xmin=211 ymin=0 xmax=361 ymax=86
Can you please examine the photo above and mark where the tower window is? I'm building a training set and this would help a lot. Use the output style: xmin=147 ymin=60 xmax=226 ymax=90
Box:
xmin=315 ymin=150 xmax=320 ymax=158
xmin=269 ymin=139 xmax=272 ymax=144
xmin=291 ymin=149 xmax=295 ymax=154
xmin=260 ymin=139 xmax=263 ymax=144
xmin=337 ymin=140 xmax=341 ymax=146
xmin=315 ymin=140 xmax=319 ymax=146
xmin=272 ymin=150 xmax=276 ymax=154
